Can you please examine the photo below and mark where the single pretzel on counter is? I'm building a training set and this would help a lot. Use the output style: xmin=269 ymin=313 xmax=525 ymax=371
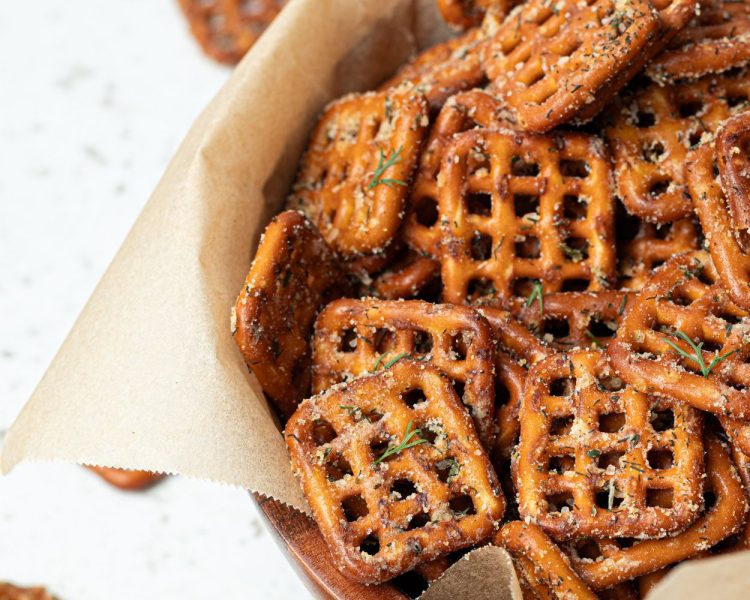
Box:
xmin=379 ymin=29 xmax=488 ymax=113
xmin=312 ymin=298 xmax=497 ymax=447
xmin=480 ymin=0 xmax=661 ymax=132
xmin=716 ymin=111 xmax=750 ymax=230
xmin=404 ymin=89 xmax=510 ymax=258
xmin=570 ymin=434 xmax=748 ymax=590
xmin=232 ymin=210 xmax=347 ymax=419
xmin=512 ymin=291 xmax=629 ymax=351
xmin=285 ymin=360 xmax=505 ymax=584
xmin=87 ymin=467 xmax=163 ymax=491
xmin=287 ymin=88 xmax=429 ymax=256
xmin=647 ymin=0 xmax=750 ymax=85
xmin=496 ymin=521 xmax=598 ymax=600
xmin=607 ymin=251 xmax=750 ymax=427
xmin=177 ymin=0 xmax=288 ymax=65
xmin=604 ymin=71 xmax=750 ymax=223
xmin=687 ymin=140 xmax=750 ymax=311
xmin=516 ymin=350 xmax=705 ymax=541
xmin=439 ymin=129 xmax=616 ymax=307
xmin=618 ymin=218 xmax=702 ymax=290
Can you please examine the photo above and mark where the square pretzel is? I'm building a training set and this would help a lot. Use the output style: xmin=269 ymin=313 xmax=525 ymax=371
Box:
xmin=285 ymin=360 xmax=505 ymax=584
xmin=480 ymin=0 xmax=661 ymax=132
xmin=604 ymin=70 xmax=750 ymax=223
xmin=232 ymin=210 xmax=347 ymax=419
xmin=287 ymin=87 xmax=429 ymax=256
xmin=439 ymin=129 xmax=616 ymax=307
xmin=312 ymin=298 xmax=497 ymax=447
xmin=516 ymin=350 xmax=704 ymax=541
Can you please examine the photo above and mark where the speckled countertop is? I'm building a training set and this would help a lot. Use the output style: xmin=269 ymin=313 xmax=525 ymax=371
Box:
xmin=0 ymin=2 xmax=309 ymax=598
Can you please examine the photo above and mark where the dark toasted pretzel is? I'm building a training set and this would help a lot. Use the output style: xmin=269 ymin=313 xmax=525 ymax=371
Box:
xmin=233 ymin=211 xmax=347 ymax=419
xmin=572 ymin=434 xmax=747 ymax=590
xmin=647 ymin=0 xmax=750 ymax=84
xmin=481 ymin=0 xmax=661 ymax=132
xmin=516 ymin=350 xmax=705 ymax=541
xmin=604 ymin=71 xmax=750 ymax=223
xmin=439 ymin=129 xmax=616 ymax=307
xmin=716 ymin=111 xmax=750 ymax=230
xmin=618 ymin=218 xmax=702 ymax=290
xmin=608 ymin=251 xmax=750 ymax=423
xmin=87 ymin=467 xmax=163 ymax=491
xmin=404 ymin=89 xmax=511 ymax=258
xmin=285 ymin=360 xmax=505 ymax=584
xmin=379 ymin=29 xmax=488 ymax=113
xmin=312 ymin=298 xmax=497 ymax=447
xmin=287 ymin=88 xmax=428 ymax=256
xmin=687 ymin=142 xmax=750 ymax=311
xmin=177 ymin=0 xmax=288 ymax=65
xmin=513 ymin=291 xmax=630 ymax=351
xmin=496 ymin=521 xmax=598 ymax=600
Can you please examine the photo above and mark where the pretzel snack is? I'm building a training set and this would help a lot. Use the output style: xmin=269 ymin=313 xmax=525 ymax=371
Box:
xmin=481 ymin=0 xmax=661 ymax=132
xmin=716 ymin=110 xmax=750 ymax=230
xmin=285 ymin=360 xmax=505 ymax=584
xmin=497 ymin=521 xmax=598 ymax=600
xmin=288 ymin=87 xmax=428 ymax=256
xmin=233 ymin=211 xmax=347 ymax=419
xmin=370 ymin=251 xmax=441 ymax=301
xmin=312 ymin=298 xmax=497 ymax=447
xmin=0 ymin=583 xmax=54 ymax=600
xmin=177 ymin=0 xmax=288 ymax=65
xmin=572 ymin=434 xmax=748 ymax=590
xmin=87 ymin=467 xmax=163 ymax=491
xmin=439 ymin=129 xmax=616 ymax=306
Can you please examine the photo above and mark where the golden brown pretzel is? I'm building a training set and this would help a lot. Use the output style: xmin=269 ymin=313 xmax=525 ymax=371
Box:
xmin=607 ymin=251 xmax=750 ymax=425
xmin=287 ymin=87 xmax=428 ymax=256
xmin=481 ymin=0 xmax=661 ymax=132
xmin=618 ymin=218 xmax=702 ymax=290
xmin=233 ymin=210 xmax=347 ymax=419
xmin=497 ymin=521 xmax=598 ymax=600
xmin=604 ymin=71 xmax=750 ymax=223
xmin=369 ymin=250 xmax=441 ymax=301
xmin=404 ymin=89 xmax=510 ymax=257
xmin=439 ymin=129 xmax=616 ymax=307
xmin=516 ymin=349 xmax=705 ymax=541
xmin=285 ymin=360 xmax=505 ymax=584
xmin=87 ymin=467 xmax=163 ymax=491
xmin=647 ymin=0 xmax=750 ymax=85
xmin=177 ymin=0 xmax=288 ymax=65
xmin=687 ymin=142 xmax=750 ymax=311
xmin=312 ymin=298 xmax=497 ymax=447
xmin=0 ymin=583 xmax=55 ymax=600
xmin=513 ymin=291 xmax=630 ymax=351
xmin=379 ymin=29 xmax=488 ymax=113
xmin=716 ymin=110 xmax=750 ymax=230
xmin=571 ymin=434 xmax=747 ymax=590
xmin=437 ymin=0 xmax=518 ymax=29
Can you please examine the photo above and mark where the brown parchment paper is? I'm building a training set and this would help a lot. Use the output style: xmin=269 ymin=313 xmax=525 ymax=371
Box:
xmin=3 ymin=0 xmax=750 ymax=597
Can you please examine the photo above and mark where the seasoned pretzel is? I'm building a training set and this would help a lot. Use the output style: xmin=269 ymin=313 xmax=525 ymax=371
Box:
xmin=437 ymin=0 xmax=515 ymax=29
xmin=687 ymin=143 xmax=750 ymax=311
xmin=516 ymin=350 xmax=705 ymax=541
xmin=369 ymin=250 xmax=441 ymax=301
xmin=233 ymin=211 xmax=347 ymax=419
xmin=716 ymin=111 xmax=750 ymax=230
xmin=287 ymin=88 xmax=429 ymax=256
xmin=177 ymin=0 xmax=288 ymax=65
xmin=312 ymin=299 xmax=497 ymax=447
xmin=647 ymin=0 xmax=750 ymax=84
xmin=481 ymin=0 xmax=661 ymax=132
xmin=571 ymin=434 xmax=747 ymax=590
xmin=607 ymin=251 xmax=750 ymax=424
xmin=87 ymin=467 xmax=163 ymax=491
xmin=0 ymin=583 xmax=54 ymax=600
xmin=604 ymin=71 xmax=750 ymax=223
xmin=497 ymin=521 xmax=598 ymax=600
xmin=513 ymin=291 xmax=630 ymax=351
xmin=379 ymin=29 xmax=487 ymax=113
xmin=404 ymin=89 xmax=510 ymax=257
xmin=285 ymin=360 xmax=505 ymax=584
xmin=439 ymin=129 xmax=616 ymax=307
xmin=618 ymin=217 xmax=702 ymax=290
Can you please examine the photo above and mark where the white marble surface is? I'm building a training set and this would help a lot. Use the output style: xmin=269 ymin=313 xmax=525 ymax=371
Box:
xmin=0 ymin=2 xmax=309 ymax=598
